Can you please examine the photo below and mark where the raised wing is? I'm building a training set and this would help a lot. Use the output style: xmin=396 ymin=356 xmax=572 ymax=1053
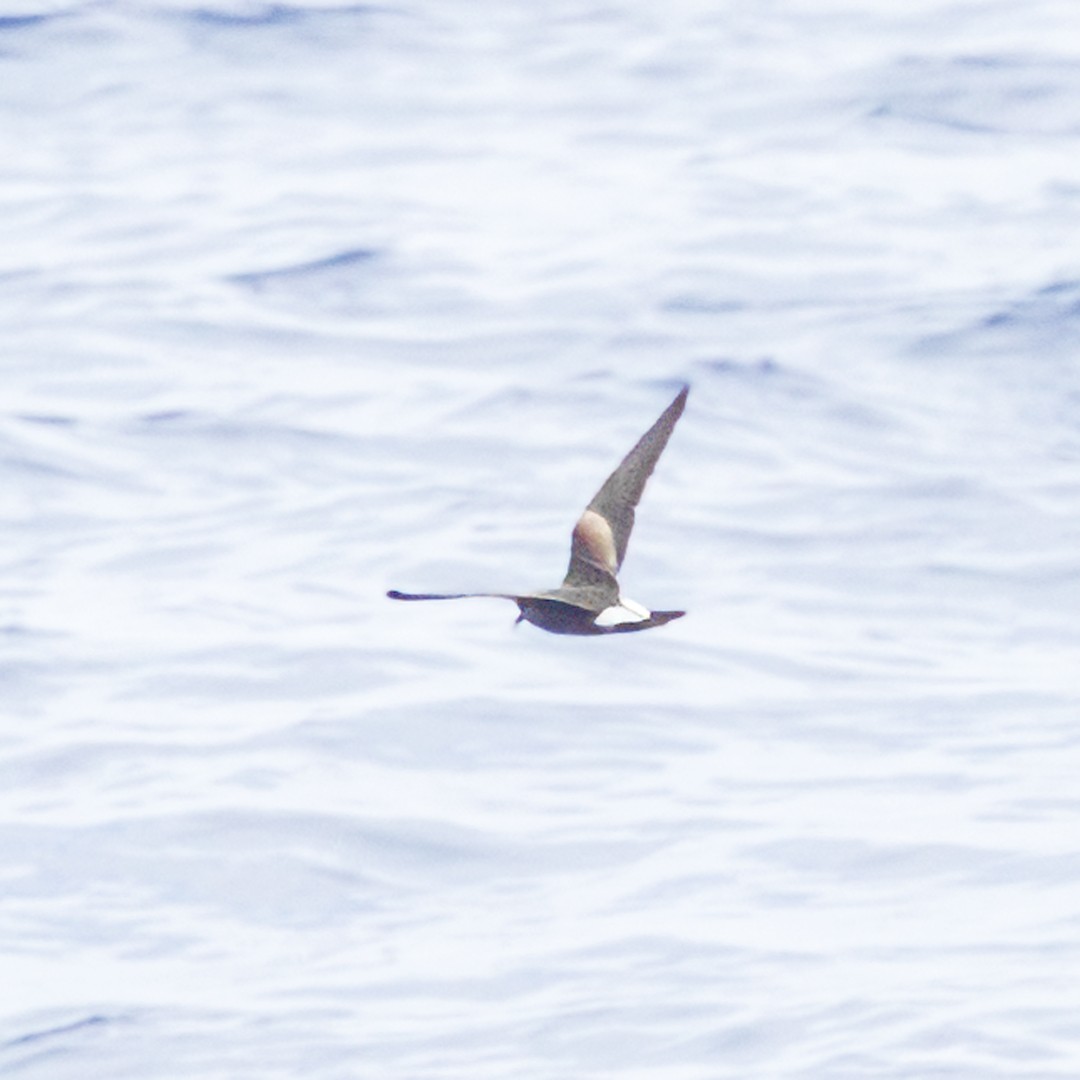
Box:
xmin=563 ymin=384 xmax=688 ymax=589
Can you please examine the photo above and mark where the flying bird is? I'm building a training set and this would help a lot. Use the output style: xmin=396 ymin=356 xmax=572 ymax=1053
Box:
xmin=388 ymin=384 xmax=689 ymax=635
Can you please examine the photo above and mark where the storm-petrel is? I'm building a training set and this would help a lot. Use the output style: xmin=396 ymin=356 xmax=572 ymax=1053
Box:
xmin=388 ymin=384 xmax=688 ymax=635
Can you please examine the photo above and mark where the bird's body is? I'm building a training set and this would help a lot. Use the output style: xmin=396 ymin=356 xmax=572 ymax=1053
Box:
xmin=388 ymin=385 xmax=689 ymax=635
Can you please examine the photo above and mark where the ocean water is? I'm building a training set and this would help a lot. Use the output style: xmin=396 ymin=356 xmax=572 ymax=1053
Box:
xmin=3 ymin=1 xmax=1080 ymax=1076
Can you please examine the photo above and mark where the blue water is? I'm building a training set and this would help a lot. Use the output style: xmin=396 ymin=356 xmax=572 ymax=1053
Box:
xmin=3 ymin=2 xmax=1080 ymax=1076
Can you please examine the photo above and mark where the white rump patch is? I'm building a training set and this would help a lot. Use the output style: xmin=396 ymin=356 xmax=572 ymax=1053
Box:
xmin=595 ymin=596 xmax=651 ymax=627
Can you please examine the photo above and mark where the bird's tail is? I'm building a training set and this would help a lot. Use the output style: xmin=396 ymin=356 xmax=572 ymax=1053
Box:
xmin=605 ymin=609 xmax=686 ymax=633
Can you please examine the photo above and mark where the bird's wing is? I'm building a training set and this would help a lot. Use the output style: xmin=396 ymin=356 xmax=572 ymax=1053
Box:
xmin=554 ymin=559 xmax=620 ymax=609
xmin=387 ymin=590 xmax=516 ymax=601
xmin=563 ymin=384 xmax=688 ymax=589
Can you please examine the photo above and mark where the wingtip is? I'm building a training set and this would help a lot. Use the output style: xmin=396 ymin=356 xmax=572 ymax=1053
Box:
xmin=664 ymin=384 xmax=690 ymax=424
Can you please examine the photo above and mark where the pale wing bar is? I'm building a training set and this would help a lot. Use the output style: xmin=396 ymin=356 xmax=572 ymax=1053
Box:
xmin=564 ymin=384 xmax=688 ymax=586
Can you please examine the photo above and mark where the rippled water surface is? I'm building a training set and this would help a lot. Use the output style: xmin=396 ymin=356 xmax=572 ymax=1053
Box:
xmin=3 ymin=1 xmax=1080 ymax=1076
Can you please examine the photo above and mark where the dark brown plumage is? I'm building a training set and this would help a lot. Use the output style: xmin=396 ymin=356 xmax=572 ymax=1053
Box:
xmin=388 ymin=384 xmax=688 ymax=635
